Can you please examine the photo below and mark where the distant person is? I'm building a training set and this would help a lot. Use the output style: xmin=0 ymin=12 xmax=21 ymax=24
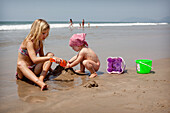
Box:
xmin=16 ymin=19 xmax=61 ymax=91
xmin=88 ymin=22 xmax=90 ymax=28
xmin=79 ymin=23 xmax=81 ymax=28
xmin=69 ymin=19 xmax=73 ymax=28
xmin=82 ymin=19 xmax=85 ymax=28
xmin=66 ymin=33 xmax=100 ymax=78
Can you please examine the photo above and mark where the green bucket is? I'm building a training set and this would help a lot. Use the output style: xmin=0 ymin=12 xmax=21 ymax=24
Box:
xmin=135 ymin=59 xmax=152 ymax=74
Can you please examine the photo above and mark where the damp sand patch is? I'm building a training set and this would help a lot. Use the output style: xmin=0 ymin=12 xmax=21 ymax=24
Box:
xmin=46 ymin=65 xmax=98 ymax=91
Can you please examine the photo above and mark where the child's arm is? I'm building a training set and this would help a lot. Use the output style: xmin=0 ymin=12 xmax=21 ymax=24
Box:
xmin=39 ymin=41 xmax=61 ymax=63
xmin=69 ymin=52 xmax=84 ymax=68
xmin=27 ymin=41 xmax=52 ymax=64
xmin=68 ymin=55 xmax=78 ymax=63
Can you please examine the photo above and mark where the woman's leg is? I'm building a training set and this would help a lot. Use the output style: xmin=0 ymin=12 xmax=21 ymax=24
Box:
xmin=17 ymin=61 xmax=47 ymax=91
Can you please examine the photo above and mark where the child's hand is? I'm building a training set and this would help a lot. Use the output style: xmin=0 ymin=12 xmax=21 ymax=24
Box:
xmin=65 ymin=63 xmax=71 ymax=69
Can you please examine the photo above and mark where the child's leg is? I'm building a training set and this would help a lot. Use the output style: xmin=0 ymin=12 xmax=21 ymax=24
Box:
xmin=16 ymin=67 xmax=24 ymax=79
xmin=82 ymin=60 xmax=100 ymax=78
xmin=75 ymin=61 xmax=85 ymax=73
xmin=17 ymin=61 xmax=47 ymax=91
xmin=38 ymin=52 xmax=54 ymax=82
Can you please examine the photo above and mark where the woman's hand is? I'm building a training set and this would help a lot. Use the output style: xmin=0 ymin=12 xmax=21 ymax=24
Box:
xmin=52 ymin=56 xmax=62 ymax=64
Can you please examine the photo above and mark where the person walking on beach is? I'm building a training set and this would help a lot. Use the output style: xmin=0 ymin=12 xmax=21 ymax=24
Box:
xmin=79 ymin=23 xmax=81 ymax=28
xmin=16 ymin=19 xmax=61 ymax=91
xmin=82 ymin=19 xmax=85 ymax=28
xmin=69 ymin=19 xmax=73 ymax=28
xmin=66 ymin=33 xmax=100 ymax=78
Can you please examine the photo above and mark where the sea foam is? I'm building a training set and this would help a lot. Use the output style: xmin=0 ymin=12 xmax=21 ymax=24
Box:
xmin=0 ymin=23 xmax=168 ymax=31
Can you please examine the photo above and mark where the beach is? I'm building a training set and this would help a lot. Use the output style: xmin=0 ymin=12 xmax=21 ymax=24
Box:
xmin=0 ymin=23 xmax=170 ymax=113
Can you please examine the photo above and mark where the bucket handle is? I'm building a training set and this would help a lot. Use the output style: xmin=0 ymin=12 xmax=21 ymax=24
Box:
xmin=139 ymin=61 xmax=153 ymax=69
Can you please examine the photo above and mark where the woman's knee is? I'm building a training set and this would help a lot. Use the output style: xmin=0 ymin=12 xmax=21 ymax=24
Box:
xmin=46 ymin=52 xmax=54 ymax=57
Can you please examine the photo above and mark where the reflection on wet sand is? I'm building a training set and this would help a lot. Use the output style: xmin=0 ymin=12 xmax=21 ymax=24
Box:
xmin=16 ymin=66 xmax=90 ymax=102
xmin=16 ymin=80 xmax=47 ymax=103
xmin=47 ymin=75 xmax=89 ymax=91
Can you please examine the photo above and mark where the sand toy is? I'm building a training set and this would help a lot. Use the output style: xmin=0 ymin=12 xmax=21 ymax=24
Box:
xmin=50 ymin=58 xmax=67 ymax=67
xmin=135 ymin=59 xmax=152 ymax=74
xmin=106 ymin=57 xmax=126 ymax=74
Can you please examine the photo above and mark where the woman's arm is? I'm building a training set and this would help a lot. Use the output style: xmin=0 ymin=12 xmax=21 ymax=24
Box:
xmin=27 ymin=41 xmax=51 ymax=64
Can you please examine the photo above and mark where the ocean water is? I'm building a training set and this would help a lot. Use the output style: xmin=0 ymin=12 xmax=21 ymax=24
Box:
xmin=0 ymin=21 xmax=168 ymax=30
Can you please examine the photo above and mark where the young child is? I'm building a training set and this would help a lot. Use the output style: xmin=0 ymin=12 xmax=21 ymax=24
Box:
xmin=66 ymin=33 xmax=100 ymax=78
xmin=16 ymin=19 xmax=61 ymax=91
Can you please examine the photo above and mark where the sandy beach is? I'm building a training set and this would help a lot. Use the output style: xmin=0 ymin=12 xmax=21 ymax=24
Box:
xmin=0 ymin=24 xmax=170 ymax=113
xmin=0 ymin=58 xmax=170 ymax=113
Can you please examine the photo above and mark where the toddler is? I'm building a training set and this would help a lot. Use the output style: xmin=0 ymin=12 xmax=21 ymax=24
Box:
xmin=66 ymin=33 xmax=100 ymax=78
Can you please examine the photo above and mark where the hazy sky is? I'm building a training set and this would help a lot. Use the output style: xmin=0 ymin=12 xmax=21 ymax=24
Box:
xmin=0 ymin=0 xmax=170 ymax=21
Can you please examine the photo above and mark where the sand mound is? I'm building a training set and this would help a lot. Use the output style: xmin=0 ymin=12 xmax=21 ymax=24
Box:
xmin=52 ymin=65 xmax=77 ymax=81
xmin=83 ymin=80 xmax=99 ymax=88
xmin=52 ymin=65 xmax=99 ymax=88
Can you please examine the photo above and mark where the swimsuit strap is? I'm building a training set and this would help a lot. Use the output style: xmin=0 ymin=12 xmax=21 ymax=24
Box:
xmin=28 ymin=64 xmax=36 ymax=69
xmin=18 ymin=46 xmax=29 ymax=56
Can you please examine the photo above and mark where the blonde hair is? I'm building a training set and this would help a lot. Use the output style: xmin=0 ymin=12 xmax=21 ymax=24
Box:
xmin=24 ymin=19 xmax=50 ymax=47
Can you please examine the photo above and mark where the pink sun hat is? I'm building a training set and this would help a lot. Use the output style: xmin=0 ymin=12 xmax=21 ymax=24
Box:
xmin=69 ymin=33 xmax=88 ymax=47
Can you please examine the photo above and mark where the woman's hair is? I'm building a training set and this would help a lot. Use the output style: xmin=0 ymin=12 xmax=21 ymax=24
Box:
xmin=24 ymin=19 xmax=50 ymax=47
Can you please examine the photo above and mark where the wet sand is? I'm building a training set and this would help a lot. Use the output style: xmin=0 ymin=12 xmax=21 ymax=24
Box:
xmin=0 ymin=58 xmax=170 ymax=113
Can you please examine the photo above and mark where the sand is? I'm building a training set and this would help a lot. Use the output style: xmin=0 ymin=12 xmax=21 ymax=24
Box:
xmin=0 ymin=58 xmax=170 ymax=113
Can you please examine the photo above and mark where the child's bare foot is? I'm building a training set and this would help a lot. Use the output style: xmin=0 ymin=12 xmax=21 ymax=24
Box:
xmin=89 ymin=73 xmax=97 ymax=78
xmin=41 ymin=84 xmax=48 ymax=91
xmin=75 ymin=70 xmax=85 ymax=73
xmin=39 ymin=77 xmax=44 ymax=82
xmin=36 ymin=79 xmax=48 ymax=91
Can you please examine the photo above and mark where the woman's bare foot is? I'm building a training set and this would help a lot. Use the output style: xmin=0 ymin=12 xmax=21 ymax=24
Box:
xmin=89 ymin=73 xmax=97 ymax=78
xmin=75 ymin=70 xmax=85 ymax=73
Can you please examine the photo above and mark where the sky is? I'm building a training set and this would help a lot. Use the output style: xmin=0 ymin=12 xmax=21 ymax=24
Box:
xmin=0 ymin=0 xmax=170 ymax=22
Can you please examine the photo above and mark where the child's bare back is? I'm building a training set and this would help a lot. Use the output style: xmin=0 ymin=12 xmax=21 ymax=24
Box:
xmin=80 ymin=47 xmax=100 ymax=66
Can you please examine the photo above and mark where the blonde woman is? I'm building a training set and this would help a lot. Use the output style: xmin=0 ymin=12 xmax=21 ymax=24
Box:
xmin=16 ymin=19 xmax=61 ymax=91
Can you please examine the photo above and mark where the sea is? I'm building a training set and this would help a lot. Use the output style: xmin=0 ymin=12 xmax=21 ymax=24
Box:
xmin=0 ymin=21 xmax=168 ymax=30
